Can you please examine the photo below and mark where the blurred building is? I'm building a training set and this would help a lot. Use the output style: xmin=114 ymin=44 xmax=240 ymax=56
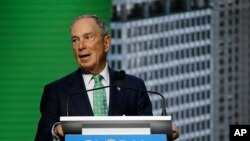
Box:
xmin=108 ymin=0 xmax=250 ymax=141
xmin=210 ymin=0 xmax=250 ymax=141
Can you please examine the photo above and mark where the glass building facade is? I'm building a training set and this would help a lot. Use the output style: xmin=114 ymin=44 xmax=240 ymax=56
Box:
xmin=109 ymin=0 xmax=250 ymax=141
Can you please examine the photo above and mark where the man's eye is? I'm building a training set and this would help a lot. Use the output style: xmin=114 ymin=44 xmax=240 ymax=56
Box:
xmin=72 ymin=38 xmax=78 ymax=43
xmin=85 ymin=35 xmax=95 ymax=41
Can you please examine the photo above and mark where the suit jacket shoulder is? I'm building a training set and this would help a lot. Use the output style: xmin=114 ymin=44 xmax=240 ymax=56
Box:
xmin=45 ymin=68 xmax=83 ymax=90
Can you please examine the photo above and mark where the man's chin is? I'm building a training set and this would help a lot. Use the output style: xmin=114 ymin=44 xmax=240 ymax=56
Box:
xmin=79 ymin=64 xmax=95 ymax=74
xmin=79 ymin=63 xmax=106 ymax=75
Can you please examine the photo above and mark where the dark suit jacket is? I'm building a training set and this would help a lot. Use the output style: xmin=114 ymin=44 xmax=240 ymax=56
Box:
xmin=35 ymin=68 xmax=152 ymax=141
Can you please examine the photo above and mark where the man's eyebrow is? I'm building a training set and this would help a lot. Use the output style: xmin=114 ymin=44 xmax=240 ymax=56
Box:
xmin=84 ymin=33 xmax=95 ymax=36
xmin=71 ymin=35 xmax=79 ymax=39
xmin=71 ymin=33 xmax=95 ymax=39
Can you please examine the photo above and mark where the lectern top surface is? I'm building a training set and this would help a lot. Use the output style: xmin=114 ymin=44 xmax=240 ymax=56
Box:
xmin=60 ymin=116 xmax=171 ymax=121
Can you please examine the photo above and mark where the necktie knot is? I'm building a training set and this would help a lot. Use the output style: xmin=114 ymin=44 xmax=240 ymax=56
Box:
xmin=92 ymin=75 xmax=103 ymax=83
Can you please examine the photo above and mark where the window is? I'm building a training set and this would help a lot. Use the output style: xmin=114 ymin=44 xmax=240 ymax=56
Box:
xmin=117 ymin=29 xmax=121 ymax=38
xmin=117 ymin=44 xmax=121 ymax=54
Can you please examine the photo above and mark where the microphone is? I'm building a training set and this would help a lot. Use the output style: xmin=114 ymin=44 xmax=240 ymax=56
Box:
xmin=114 ymin=71 xmax=167 ymax=116
xmin=66 ymin=70 xmax=167 ymax=116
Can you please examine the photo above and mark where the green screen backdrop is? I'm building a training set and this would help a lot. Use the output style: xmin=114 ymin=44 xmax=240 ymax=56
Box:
xmin=0 ymin=0 xmax=111 ymax=140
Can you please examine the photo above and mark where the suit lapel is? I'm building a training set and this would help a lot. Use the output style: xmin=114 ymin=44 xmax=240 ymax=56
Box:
xmin=69 ymin=69 xmax=93 ymax=116
xmin=108 ymin=68 xmax=125 ymax=115
xmin=68 ymin=68 xmax=125 ymax=116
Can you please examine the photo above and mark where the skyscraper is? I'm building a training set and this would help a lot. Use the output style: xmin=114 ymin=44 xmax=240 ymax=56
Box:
xmin=109 ymin=0 xmax=250 ymax=141
xmin=210 ymin=0 xmax=250 ymax=140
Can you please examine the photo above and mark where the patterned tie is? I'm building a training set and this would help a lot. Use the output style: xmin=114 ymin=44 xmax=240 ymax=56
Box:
xmin=92 ymin=75 xmax=108 ymax=116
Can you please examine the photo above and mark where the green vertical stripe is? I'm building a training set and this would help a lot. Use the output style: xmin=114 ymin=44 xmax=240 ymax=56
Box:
xmin=0 ymin=0 xmax=111 ymax=140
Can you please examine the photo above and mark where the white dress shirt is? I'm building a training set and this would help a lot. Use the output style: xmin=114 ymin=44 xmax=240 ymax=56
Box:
xmin=82 ymin=63 xmax=110 ymax=109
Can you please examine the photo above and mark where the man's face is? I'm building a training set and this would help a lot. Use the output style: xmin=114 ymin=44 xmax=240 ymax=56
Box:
xmin=71 ymin=18 xmax=111 ymax=74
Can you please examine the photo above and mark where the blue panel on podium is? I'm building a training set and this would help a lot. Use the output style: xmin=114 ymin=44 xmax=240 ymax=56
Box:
xmin=66 ymin=134 xmax=167 ymax=141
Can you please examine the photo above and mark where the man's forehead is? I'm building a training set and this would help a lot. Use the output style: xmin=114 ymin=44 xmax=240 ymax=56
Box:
xmin=72 ymin=18 xmax=97 ymax=27
xmin=71 ymin=18 xmax=99 ymax=33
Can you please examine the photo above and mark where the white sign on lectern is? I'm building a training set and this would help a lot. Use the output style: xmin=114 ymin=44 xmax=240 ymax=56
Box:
xmin=60 ymin=116 xmax=172 ymax=137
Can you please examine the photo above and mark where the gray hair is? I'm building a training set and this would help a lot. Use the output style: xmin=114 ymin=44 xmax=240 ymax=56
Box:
xmin=70 ymin=14 xmax=110 ymax=36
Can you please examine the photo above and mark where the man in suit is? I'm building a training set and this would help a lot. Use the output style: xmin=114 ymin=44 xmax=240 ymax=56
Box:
xmin=35 ymin=14 xmax=178 ymax=141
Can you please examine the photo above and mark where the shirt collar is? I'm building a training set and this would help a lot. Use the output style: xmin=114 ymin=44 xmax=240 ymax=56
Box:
xmin=82 ymin=63 xmax=110 ymax=86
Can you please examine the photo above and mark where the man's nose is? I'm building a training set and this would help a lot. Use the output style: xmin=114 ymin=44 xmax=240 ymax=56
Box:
xmin=79 ymin=40 xmax=87 ymax=50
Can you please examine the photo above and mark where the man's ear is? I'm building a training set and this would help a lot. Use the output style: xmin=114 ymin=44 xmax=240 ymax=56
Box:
xmin=104 ymin=35 xmax=111 ymax=52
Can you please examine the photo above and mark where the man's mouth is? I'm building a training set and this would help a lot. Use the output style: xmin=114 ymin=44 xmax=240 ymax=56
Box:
xmin=79 ymin=54 xmax=90 ymax=58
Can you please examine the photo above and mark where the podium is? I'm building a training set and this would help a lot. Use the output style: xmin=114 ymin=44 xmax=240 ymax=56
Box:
xmin=60 ymin=116 xmax=172 ymax=141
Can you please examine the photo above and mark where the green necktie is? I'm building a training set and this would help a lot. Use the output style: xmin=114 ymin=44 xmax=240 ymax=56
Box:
xmin=92 ymin=75 xmax=108 ymax=116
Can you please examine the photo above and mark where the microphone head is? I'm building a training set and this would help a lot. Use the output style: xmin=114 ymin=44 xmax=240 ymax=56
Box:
xmin=114 ymin=70 xmax=126 ymax=81
xmin=113 ymin=70 xmax=126 ymax=89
